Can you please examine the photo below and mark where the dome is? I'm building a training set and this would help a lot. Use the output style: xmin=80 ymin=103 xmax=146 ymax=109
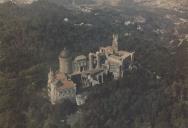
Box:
xmin=60 ymin=48 xmax=70 ymax=58
xmin=74 ymin=55 xmax=87 ymax=62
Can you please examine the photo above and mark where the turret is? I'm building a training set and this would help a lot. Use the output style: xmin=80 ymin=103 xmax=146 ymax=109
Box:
xmin=48 ymin=68 xmax=54 ymax=84
xmin=96 ymin=52 xmax=101 ymax=69
xmin=130 ymin=52 xmax=135 ymax=62
xmin=59 ymin=48 xmax=72 ymax=75
xmin=89 ymin=53 xmax=94 ymax=70
xmin=47 ymin=68 xmax=56 ymax=104
xmin=112 ymin=34 xmax=119 ymax=52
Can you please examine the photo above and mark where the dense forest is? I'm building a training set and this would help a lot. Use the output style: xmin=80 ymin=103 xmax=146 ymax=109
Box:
xmin=0 ymin=0 xmax=187 ymax=128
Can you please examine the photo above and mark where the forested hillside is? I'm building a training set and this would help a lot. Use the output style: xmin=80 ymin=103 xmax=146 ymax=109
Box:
xmin=0 ymin=0 xmax=187 ymax=128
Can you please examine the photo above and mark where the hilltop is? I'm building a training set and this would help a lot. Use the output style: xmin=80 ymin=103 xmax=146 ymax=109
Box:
xmin=0 ymin=0 xmax=187 ymax=128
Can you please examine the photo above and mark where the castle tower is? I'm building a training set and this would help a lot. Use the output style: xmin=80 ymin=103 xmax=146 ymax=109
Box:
xmin=59 ymin=48 xmax=72 ymax=75
xmin=96 ymin=52 xmax=101 ymax=69
xmin=47 ymin=68 xmax=57 ymax=104
xmin=112 ymin=34 xmax=119 ymax=52
xmin=89 ymin=53 xmax=94 ymax=70
xmin=48 ymin=68 xmax=54 ymax=84
xmin=130 ymin=52 xmax=135 ymax=62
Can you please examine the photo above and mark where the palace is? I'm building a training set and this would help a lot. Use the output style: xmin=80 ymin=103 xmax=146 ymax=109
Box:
xmin=48 ymin=34 xmax=134 ymax=105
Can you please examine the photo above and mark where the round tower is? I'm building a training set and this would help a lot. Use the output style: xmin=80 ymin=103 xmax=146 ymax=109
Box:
xmin=89 ymin=53 xmax=94 ymax=70
xmin=112 ymin=34 xmax=119 ymax=52
xmin=59 ymin=48 xmax=72 ymax=74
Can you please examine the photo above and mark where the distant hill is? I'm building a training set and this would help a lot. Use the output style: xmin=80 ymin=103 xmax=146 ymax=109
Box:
xmin=46 ymin=0 xmax=122 ymax=6
xmin=43 ymin=0 xmax=188 ymax=11
xmin=1 ymin=0 xmax=187 ymax=10
xmin=0 ymin=0 xmax=37 ymax=4
xmin=133 ymin=0 xmax=188 ymax=10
